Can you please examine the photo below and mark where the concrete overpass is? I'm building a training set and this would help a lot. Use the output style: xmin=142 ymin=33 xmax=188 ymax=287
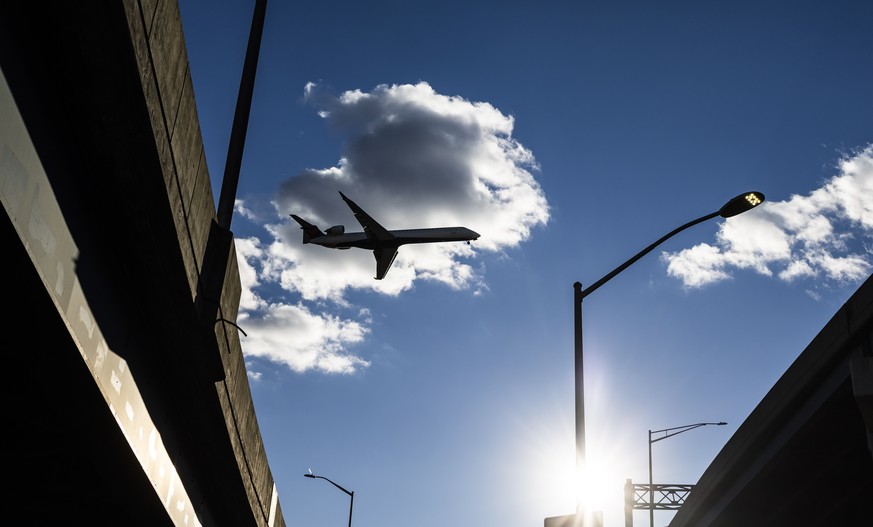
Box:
xmin=2 ymin=2 xmax=284 ymax=525
xmin=668 ymin=274 xmax=873 ymax=526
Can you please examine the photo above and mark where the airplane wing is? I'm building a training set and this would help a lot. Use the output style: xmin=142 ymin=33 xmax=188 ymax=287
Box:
xmin=339 ymin=191 xmax=395 ymax=240
xmin=373 ymin=248 xmax=398 ymax=280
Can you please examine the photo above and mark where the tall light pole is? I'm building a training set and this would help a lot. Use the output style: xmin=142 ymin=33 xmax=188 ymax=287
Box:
xmin=216 ymin=0 xmax=267 ymax=230
xmin=196 ymin=0 xmax=267 ymax=361
xmin=648 ymin=422 xmax=726 ymax=527
xmin=304 ymin=471 xmax=355 ymax=527
xmin=573 ymin=191 xmax=764 ymax=522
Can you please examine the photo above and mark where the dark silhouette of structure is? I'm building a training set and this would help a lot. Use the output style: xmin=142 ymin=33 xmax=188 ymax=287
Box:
xmin=2 ymin=2 xmax=284 ymax=525
xmin=669 ymin=274 xmax=873 ymax=526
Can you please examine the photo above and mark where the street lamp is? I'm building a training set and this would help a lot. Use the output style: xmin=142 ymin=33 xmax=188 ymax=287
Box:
xmin=304 ymin=470 xmax=355 ymax=527
xmin=572 ymin=191 xmax=764 ymax=521
xmin=648 ymin=422 xmax=727 ymax=527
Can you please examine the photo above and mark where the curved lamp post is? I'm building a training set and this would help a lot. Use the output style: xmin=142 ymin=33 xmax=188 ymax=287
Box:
xmin=572 ymin=191 xmax=764 ymax=520
xmin=304 ymin=471 xmax=354 ymax=527
xmin=648 ymin=422 xmax=727 ymax=527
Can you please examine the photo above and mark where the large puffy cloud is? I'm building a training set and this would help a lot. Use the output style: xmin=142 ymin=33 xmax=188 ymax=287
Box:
xmin=235 ymin=82 xmax=549 ymax=374
xmin=663 ymin=144 xmax=873 ymax=289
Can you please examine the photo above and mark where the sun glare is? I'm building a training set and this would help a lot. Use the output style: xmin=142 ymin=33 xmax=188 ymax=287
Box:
xmin=524 ymin=429 xmax=627 ymax=524
xmin=527 ymin=437 xmax=576 ymax=513
xmin=578 ymin=457 xmax=626 ymax=516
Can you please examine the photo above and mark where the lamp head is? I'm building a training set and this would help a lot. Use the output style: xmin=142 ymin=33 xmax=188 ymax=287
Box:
xmin=719 ymin=191 xmax=764 ymax=218
xmin=717 ymin=422 xmax=727 ymax=426
xmin=304 ymin=473 xmax=315 ymax=478
xmin=718 ymin=192 xmax=764 ymax=218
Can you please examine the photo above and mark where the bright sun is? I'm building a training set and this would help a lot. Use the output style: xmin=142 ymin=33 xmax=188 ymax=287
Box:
xmin=578 ymin=456 xmax=626 ymax=515
xmin=524 ymin=428 xmax=627 ymax=522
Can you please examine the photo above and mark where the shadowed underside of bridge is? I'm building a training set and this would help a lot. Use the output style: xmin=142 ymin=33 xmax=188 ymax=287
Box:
xmin=2 ymin=2 xmax=285 ymax=526
xmin=669 ymin=275 xmax=873 ymax=526
xmin=5 ymin=212 xmax=178 ymax=525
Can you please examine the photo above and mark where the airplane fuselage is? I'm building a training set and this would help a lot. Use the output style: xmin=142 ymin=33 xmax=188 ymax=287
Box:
xmin=310 ymin=227 xmax=479 ymax=250
xmin=290 ymin=192 xmax=479 ymax=279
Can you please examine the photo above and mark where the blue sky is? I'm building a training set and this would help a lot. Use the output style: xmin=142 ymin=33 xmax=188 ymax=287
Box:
xmin=178 ymin=1 xmax=872 ymax=526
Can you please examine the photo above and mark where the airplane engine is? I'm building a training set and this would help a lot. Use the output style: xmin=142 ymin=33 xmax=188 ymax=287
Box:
xmin=325 ymin=225 xmax=345 ymax=235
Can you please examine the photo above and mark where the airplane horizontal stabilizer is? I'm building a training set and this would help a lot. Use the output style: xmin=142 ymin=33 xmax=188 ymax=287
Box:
xmin=290 ymin=214 xmax=324 ymax=243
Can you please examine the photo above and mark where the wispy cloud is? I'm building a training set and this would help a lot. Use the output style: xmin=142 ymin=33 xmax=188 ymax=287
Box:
xmin=663 ymin=144 xmax=873 ymax=290
xmin=235 ymin=82 xmax=549 ymax=374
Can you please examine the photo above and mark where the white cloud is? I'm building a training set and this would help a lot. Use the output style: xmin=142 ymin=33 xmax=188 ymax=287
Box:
xmin=234 ymin=235 xmax=372 ymax=374
xmin=238 ymin=302 xmax=371 ymax=374
xmin=663 ymin=144 xmax=873 ymax=289
xmin=235 ymin=236 xmax=266 ymax=312
xmin=661 ymin=243 xmax=731 ymax=288
xmin=234 ymin=82 xmax=549 ymax=374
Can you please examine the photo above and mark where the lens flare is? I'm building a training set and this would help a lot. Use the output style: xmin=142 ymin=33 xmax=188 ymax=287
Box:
xmin=577 ymin=457 xmax=625 ymax=516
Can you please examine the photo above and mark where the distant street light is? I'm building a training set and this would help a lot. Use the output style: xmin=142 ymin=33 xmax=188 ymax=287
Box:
xmin=648 ymin=422 xmax=727 ymax=527
xmin=571 ymin=191 xmax=764 ymax=523
xmin=304 ymin=470 xmax=355 ymax=527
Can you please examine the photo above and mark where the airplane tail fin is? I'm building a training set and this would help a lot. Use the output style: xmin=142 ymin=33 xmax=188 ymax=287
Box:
xmin=290 ymin=214 xmax=324 ymax=243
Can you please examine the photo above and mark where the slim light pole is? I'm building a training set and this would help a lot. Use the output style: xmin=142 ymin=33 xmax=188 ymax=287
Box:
xmin=573 ymin=191 xmax=763 ymax=522
xmin=194 ymin=0 xmax=268 ymax=379
xmin=304 ymin=471 xmax=355 ymax=527
xmin=648 ymin=422 xmax=727 ymax=527
xmin=216 ymin=0 xmax=267 ymax=230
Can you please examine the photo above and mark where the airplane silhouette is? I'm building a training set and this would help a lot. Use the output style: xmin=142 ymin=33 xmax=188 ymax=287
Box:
xmin=290 ymin=191 xmax=480 ymax=280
